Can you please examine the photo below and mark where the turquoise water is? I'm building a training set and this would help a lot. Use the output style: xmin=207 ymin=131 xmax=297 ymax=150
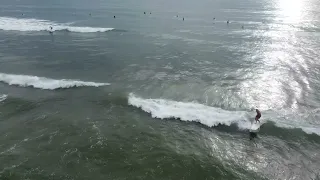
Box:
xmin=0 ymin=0 xmax=320 ymax=179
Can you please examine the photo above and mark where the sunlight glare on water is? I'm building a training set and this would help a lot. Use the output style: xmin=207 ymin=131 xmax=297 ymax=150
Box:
xmin=239 ymin=0 xmax=312 ymax=110
xmin=276 ymin=0 xmax=304 ymax=24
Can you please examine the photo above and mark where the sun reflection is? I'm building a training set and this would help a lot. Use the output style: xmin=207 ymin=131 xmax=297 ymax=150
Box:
xmin=239 ymin=0 xmax=312 ymax=110
xmin=276 ymin=0 xmax=304 ymax=24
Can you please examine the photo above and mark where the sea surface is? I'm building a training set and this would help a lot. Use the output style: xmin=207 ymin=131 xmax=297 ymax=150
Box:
xmin=0 ymin=0 xmax=320 ymax=179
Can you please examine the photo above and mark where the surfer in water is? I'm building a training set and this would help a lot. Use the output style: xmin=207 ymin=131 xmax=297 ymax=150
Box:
xmin=255 ymin=109 xmax=261 ymax=123
xmin=49 ymin=26 xmax=53 ymax=34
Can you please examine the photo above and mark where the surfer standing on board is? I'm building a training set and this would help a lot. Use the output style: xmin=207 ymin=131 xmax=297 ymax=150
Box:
xmin=255 ymin=109 xmax=261 ymax=123
xmin=249 ymin=109 xmax=261 ymax=141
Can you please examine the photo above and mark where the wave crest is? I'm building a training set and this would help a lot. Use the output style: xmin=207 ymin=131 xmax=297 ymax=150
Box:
xmin=0 ymin=17 xmax=114 ymax=33
xmin=0 ymin=73 xmax=109 ymax=90
xmin=128 ymin=94 xmax=320 ymax=135
xmin=0 ymin=94 xmax=7 ymax=102
xmin=128 ymin=93 xmax=251 ymax=129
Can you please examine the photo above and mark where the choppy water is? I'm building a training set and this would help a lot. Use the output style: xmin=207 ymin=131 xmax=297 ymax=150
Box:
xmin=1 ymin=0 xmax=320 ymax=179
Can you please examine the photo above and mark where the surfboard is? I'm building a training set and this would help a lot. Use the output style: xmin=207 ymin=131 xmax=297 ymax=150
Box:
xmin=249 ymin=121 xmax=261 ymax=132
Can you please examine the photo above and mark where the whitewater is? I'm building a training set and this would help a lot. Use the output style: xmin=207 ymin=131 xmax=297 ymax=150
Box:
xmin=0 ymin=94 xmax=7 ymax=102
xmin=0 ymin=73 xmax=109 ymax=90
xmin=128 ymin=93 xmax=320 ymax=135
xmin=0 ymin=16 xmax=114 ymax=33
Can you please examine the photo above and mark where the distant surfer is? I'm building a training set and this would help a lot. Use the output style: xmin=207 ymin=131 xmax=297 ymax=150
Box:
xmin=183 ymin=17 xmax=185 ymax=21
xmin=144 ymin=12 xmax=146 ymax=14
xmin=49 ymin=26 xmax=53 ymax=34
xmin=227 ymin=20 xmax=230 ymax=24
xmin=255 ymin=109 xmax=261 ymax=123
xmin=114 ymin=15 xmax=116 ymax=18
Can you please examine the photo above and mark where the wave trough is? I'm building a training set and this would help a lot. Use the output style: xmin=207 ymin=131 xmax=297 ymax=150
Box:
xmin=0 ymin=73 xmax=109 ymax=90
xmin=128 ymin=94 xmax=320 ymax=135
xmin=0 ymin=17 xmax=114 ymax=33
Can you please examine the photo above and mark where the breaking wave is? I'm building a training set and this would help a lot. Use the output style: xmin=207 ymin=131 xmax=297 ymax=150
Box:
xmin=128 ymin=93 xmax=251 ymax=129
xmin=0 ymin=73 xmax=109 ymax=90
xmin=128 ymin=93 xmax=320 ymax=135
xmin=0 ymin=16 xmax=113 ymax=33
xmin=0 ymin=94 xmax=7 ymax=102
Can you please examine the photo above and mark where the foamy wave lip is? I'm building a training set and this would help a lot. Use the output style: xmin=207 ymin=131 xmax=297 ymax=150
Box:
xmin=0 ymin=16 xmax=114 ymax=33
xmin=0 ymin=94 xmax=7 ymax=102
xmin=129 ymin=94 xmax=320 ymax=136
xmin=0 ymin=73 xmax=110 ymax=90
xmin=128 ymin=93 xmax=251 ymax=129
xmin=61 ymin=26 xmax=114 ymax=33
xmin=272 ymin=115 xmax=320 ymax=135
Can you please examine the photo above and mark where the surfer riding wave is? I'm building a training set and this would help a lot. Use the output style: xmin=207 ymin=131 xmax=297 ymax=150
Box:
xmin=255 ymin=109 xmax=261 ymax=123
xmin=250 ymin=109 xmax=261 ymax=140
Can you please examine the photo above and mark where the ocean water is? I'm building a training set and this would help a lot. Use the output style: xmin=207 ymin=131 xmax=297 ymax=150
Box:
xmin=1 ymin=0 xmax=320 ymax=179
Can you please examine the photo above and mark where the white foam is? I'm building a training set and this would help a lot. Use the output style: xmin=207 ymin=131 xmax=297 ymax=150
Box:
xmin=268 ymin=110 xmax=320 ymax=135
xmin=59 ymin=26 xmax=113 ymax=33
xmin=128 ymin=93 xmax=252 ymax=129
xmin=128 ymin=94 xmax=320 ymax=135
xmin=0 ymin=94 xmax=7 ymax=102
xmin=0 ymin=17 xmax=113 ymax=33
xmin=0 ymin=73 xmax=109 ymax=90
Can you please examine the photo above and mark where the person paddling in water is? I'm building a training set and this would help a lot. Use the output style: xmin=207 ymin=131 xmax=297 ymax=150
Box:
xmin=255 ymin=109 xmax=261 ymax=123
